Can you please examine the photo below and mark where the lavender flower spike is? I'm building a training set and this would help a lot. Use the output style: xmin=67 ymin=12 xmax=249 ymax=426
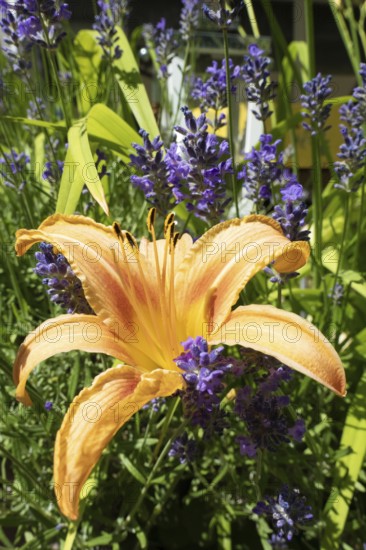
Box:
xmin=180 ymin=0 xmax=200 ymax=41
xmin=202 ymin=0 xmax=244 ymax=28
xmin=240 ymin=43 xmax=277 ymax=121
xmin=34 ymin=243 xmax=93 ymax=315
xmin=167 ymin=107 xmax=233 ymax=222
xmin=253 ymin=486 xmax=313 ymax=543
xmin=129 ymin=129 xmax=181 ymax=213
xmin=301 ymin=73 xmax=332 ymax=135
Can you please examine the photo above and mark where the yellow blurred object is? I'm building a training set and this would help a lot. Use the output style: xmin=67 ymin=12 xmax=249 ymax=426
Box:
xmin=192 ymin=103 xmax=248 ymax=139
xmin=284 ymin=102 xmax=344 ymax=169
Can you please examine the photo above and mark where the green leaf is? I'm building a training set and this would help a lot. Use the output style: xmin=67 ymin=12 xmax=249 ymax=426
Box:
xmin=120 ymin=454 xmax=147 ymax=484
xmin=74 ymin=29 xmax=103 ymax=115
xmin=0 ymin=115 xmax=66 ymax=131
xmin=320 ymin=369 xmax=366 ymax=549
xmin=87 ymin=103 xmax=142 ymax=162
xmin=112 ymin=26 xmax=160 ymax=138
xmin=322 ymin=249 xmax=366 ymax=300
xmin=56 ymin=119 xmax=109 ymax=215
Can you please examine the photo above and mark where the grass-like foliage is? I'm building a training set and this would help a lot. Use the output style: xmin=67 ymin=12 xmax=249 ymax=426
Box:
xmin=0 ymin=1 xmax=365 ymax=549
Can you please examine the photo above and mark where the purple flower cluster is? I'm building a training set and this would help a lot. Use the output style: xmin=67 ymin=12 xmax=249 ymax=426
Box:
xmin=273 ymin=171 xmax=310 ymax=242
xmin=238 ymin=134 xmax=283 ymax=207
xmin=235 ymin=365 xmax=305 ymax=457
xmin=241 ymin=44 xmax=277 ymax=121
xmin=334 ymin=64 xmax=366 ymax=193
xmin=1 ymin=0 xmax=71 ymax=61
xmin=168 ymin=432 xmax=197 ymax=464
xmin=179 ymin=0 xmax=200 ymax=42
xmin=0 ymin=6 xmax=32 ymax=72
xmin=143 ymin=18 xmax=179 ymax=80
xmin=191 ymin=59 xmax=241 ymax=131
xmin=42 ymin=159 xmax=63 ymax=185
xmin=169 ymin=107 xmax=233 ymax=222
xmin=202 ymin=0 xmax=244 ymax=28
xmin=301 ymin=73 xmax=332 ymax=136
xmin=130 ymin=129 xmax=179 ymax=213
xmin=174 ymin=336 xmax=231 ymax=436
xmin=130 ymin=109 xmax=233 ymax=220
xmin=0 ymin=149 xmax=30 ymax=191
xmin=328 ymin=282 xmax=344 ymax=306
xmin=253 ymin=485 xmax=313 ymax=545
xmin=93 ymin=0 xmax=125 ymax=61
xmin=34 ymin=243 xmax=93 ymax=314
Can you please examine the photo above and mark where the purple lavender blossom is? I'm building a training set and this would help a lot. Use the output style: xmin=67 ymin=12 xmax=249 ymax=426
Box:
xmin=273 ymin=172 xmax=310 ymax=242
xmin=167 ymin=107 xmax=233 ymax=222
xmin=174 ymin=336 xmax=231 ymax=436
xmin=43 ymin=160 xmax=64 ymax=185
xmin=235 ymin=365 xmax=305 ymax=456
xmin=328 ymin=282 xmax=344 ymax=306
xmin=143 ymin=18 xmax=179 ymax=80
xmin=253 ymin=486 xmax=313 ymax=543
xmin=241 ymin=43 xmax=277 ymax=121
xmin=169 ymin=432 xmax=197 ymax=463
xmin=44 ymin=401 xmax=53 ymax=411
xmin=191 ymin=58 xmax=241 ymax=131
xmin=0 ymin=7 xmax=33 ymax=72
xmin=202 ymin=0 xmax=244 ymax=27
xmin=301 ymin=73 xmax=332 ymax=135
xmin=334 ymin=65 xmax=366 ymax=192
xmin=93 ymin=0 xmax=125 ymax=61
xmin=179 ymin=0 xmax=200 ymax=41
xmin=6 ymin=1 xmax=71 ymax=50
xmin=130 ymin=129 xmax=180 ymax=213
xmin=27 ymin=98 xmax=46 ymax=120
xmin=0 ymin=149 xmax=30 ymax=191
xmin=34 ymin=243 xmax=93 ymax=314
xmin=238 ymin=134 xmax=283 ymax=208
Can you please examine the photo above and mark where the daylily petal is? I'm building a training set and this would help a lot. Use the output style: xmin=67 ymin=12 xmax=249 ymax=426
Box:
xmin=15 ymin=214 xmax=165 ymax=368
xmin=13 ymin=314 xmax=157 ymax=406
xmin=54 ymin=366 xmax=183 ymax=520
xmin=175 ymin=215 xmax=310 ymax=338
xmin=207 ymin=305 xmax=346 ymax=396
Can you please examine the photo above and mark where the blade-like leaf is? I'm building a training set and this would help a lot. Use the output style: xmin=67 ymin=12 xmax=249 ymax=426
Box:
xmin=320 ymin=369 xmax=366 ymax=549
xmin=112 ymin=26 xmax=160 ymax=138
xmin=56 ymin=120 xmax=109 ymax=215
xmin=87 ymin=103 xmax=142 ymax=162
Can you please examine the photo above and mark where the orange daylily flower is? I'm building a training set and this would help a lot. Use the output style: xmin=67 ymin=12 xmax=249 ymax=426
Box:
xmin=13 ymin=211 xmax=346 ymax=520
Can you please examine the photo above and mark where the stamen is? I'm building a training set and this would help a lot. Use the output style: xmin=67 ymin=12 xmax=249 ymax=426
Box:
xmin=147 ymin=207 xmax=156 ymax=232
xmin=146 ymin=213 xmax=178 ymax=362
xmin=169 ymin=231 xmax=179 ymax=356
xmin=113 ymin=222 xmax=166 ymax=366
xmin=173 ymin=232 xmax=180 ymax=248
xmin=124 ymin=231 xmax=138 ymax=250
xmin=164 ymin=212 xmax=175 ymax=236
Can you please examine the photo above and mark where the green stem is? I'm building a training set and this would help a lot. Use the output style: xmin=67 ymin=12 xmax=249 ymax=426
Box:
xmin=304 ymin=0 xmax=316 ymax=78
xmin=311 ymin=134 xmax=323 ymax=286
xmin=152 ymin=396 xmax=180 ymax=460
xmin=222 ymin=27 xmax=239 ymax=217
xmin=328 ymin=0 xmax=362 ymax=83
xmin=244 ymin=0 xmax=260 ymax=38
xmin=331 ymin=193 xmax=350 ymax=313
xmin=344 ymin=0 xmax=361 ymax=68
xmin=40 ymin=19 xmax=72 ymax=128
xmin=123 ymin=419 xmax=188 ymax=529
xmin=355 ymin=165 xmax=366 ymax=269
xmin=277 ymin=284 xmax=282 ymax=309
xmin=171 ymin=40 xmax=191 ymax=135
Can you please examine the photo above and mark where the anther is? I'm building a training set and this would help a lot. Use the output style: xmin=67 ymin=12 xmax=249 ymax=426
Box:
xmin=113 ymin=222 xmax=123 ymax=240
xmin=164 ymin=213 xmax=175 ymax=236
xmin=173 ymin=232 xmax=180 ymax=247
xmin=147 ymin=208 xmax=156 ymax=232
xmin=124 ymin=231 xmax=138 ymax=249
